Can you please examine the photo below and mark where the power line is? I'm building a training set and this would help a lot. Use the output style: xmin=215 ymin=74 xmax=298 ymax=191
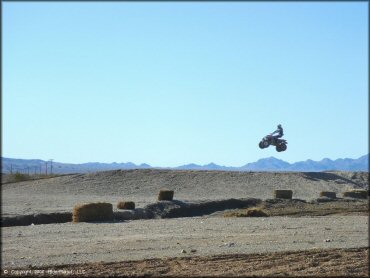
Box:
xmin=49 ymin=159 xmax=54 ymax=175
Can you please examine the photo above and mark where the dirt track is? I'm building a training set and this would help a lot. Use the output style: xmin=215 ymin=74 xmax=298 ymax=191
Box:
xmin=2 ymin=215 xmax=368 ymax=269
xmin=6 ymin=247 xmax=366 ymax=277
xmin=1 ymin=170 xmax=369 ymax=277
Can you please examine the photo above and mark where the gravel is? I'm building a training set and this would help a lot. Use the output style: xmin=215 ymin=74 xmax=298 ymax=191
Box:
xmin=2 ymin=215 xmax=368 ymax=268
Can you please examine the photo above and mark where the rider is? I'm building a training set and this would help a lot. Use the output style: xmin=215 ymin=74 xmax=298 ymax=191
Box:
xmin=271 ymin=124 xmax=284 ymax=142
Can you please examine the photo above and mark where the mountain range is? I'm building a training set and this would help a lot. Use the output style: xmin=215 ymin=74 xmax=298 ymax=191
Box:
xmin=1 ymin=154 xmax=368 ymax=174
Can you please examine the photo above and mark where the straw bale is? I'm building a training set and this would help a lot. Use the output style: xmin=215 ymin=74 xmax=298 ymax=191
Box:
xmin=274 ymin=189 xmax=293 ymax=199
xmin=342 ymin=189 xmax=368 ymax=199
xmin=117 ymin=201 xmax=135 ymax=210
xmin=73 ymin=202 xmax=113 ymax=223
xmin=158 ymin=189 xmax=174 ymax=201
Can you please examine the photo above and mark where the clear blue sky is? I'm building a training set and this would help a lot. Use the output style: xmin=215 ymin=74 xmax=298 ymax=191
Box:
xmin=3 ymin=2 xmax=368 ymax=166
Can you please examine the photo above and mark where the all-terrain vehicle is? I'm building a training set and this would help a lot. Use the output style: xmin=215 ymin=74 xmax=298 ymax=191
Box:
xmin=259 ymin=135 xmax=288 ymax=152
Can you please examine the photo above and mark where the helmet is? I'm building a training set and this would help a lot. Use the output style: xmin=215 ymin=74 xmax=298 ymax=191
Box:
xmin=277 ymin=124 xmax=282 ymax=128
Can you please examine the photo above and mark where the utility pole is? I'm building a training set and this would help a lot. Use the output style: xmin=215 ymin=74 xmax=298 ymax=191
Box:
xmin=49 ymin=159 xmax=54 ymax=175
xmin=45 ymin=161 xmax=48 ymax=175
xmin=27 ymin=167 xmax=30 ymax=175
xmin=10 ymin=164 xmax=13 ymax=174
xmin=39 ymin=165 xmax=42 ymax=175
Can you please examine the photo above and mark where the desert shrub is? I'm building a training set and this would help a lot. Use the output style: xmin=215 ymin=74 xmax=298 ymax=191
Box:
xmin=158 ymin=189 xmax=174 ymax=201
xmin=2 ymin=173 xmax=61 ymax=184
xmin=320 ymin=191 xmax=336 ymax=198
xmin=245 ymin=207 xmax=269 ymax=217
xmin=343 ymin=189 xmax=368 ymax=199
xmin=73 ymin=202 xmax=113 ymax=223
xmin=117 ymin=201 xmax=135 ymax=210
xmin=274 ymin=190 xmax=293 ymax=199
xmin=224 ymin=211 xmax=246 ymax=217
xmin=14 ymin=173 xmax=30 ymax=182
xmin=224 ymin=207 xmax=269 ymax=217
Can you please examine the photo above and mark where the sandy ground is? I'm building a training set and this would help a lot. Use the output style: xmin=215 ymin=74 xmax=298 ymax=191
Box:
xmin=2 ymin=215 xmax=368 ymax=269
xmin=1 ymin=170 xmax=368 ymax=217
xmin=6 ymin=248 xmax=367 ymax=277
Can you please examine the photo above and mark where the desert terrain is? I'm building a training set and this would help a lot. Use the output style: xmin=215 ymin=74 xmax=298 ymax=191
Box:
xmin=1 ymin=169 xmax=369 ymax=277
xmin=1 ymin=169 xmax=368 ymax=217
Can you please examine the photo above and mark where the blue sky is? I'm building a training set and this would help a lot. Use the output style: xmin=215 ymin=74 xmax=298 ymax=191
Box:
xmin=3 ymin=2 xmax=368 ymax=166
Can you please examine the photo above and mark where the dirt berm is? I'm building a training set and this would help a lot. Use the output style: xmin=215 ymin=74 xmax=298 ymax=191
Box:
xmin=1 ymin=198 xmax=261 ymax=226
xmin=2 ymin=197 xmax=367 ymax=227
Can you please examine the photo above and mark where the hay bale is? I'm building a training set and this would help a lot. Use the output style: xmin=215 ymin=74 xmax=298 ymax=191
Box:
xmin=274 ymin=189 xmax=293 ymax=199
xmin=73 ymin=202 xmax=113 ymax=223
xmin=158 ymin=189 xmax=174 ymax=201
xmin=319 ymin=191 xmax=336 ymax=199
xmin=117 ymin=201 xmax=135 ymax=210
xmin=342 ymin=189 xmax=368 ymax=199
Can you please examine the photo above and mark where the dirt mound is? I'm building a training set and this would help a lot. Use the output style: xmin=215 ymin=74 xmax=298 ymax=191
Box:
xmin=2 ymin=169 xmax=368 ymax=217
xmin=144 ymin=198 xmax=262 ymax=219
xmin=237 ymin=198 xmax=368 ymax=217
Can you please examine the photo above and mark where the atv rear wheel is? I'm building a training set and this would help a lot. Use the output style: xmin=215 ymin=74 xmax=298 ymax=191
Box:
xmin=276 ymin=143 xmax=287 ymax=152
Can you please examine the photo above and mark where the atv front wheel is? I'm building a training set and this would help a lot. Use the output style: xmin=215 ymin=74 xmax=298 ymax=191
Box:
xmin=259 ymin=142 xmax=264 ymax=149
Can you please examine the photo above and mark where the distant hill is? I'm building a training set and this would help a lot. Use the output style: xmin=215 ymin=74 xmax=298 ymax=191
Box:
xmin=240 ymin=157 xmax=291 ymax=171
xmin=1 ymin=158 xmax=151 ymax=175
xmin=1 ymin=154 xmax=368 ymax=174
xmin=285 ymin=155 xmax=369 ymax=172
xmin=176 ymin=155 xmax=369 ymax=172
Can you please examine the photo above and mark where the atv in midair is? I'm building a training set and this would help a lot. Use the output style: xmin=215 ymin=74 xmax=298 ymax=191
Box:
xmin=259 ymin=134 xmax=287 ymax=152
